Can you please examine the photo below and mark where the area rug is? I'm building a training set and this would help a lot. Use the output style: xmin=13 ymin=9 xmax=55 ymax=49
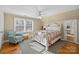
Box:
xmin=20 ymin=40 xmax=41 ymax=54
xmin=48 ymin=40 xmax=67 ymax=54
xmin=29 ymin=41 xmax=45 ymax=52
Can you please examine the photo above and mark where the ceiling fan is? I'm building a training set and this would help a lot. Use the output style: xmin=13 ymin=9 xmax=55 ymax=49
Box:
xmin=35 ymin=7 xmax=48 ymax=19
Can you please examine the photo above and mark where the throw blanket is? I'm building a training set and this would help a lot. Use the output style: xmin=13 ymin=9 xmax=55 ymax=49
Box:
xmin=48 ymin=31 xmax=61 ymax=46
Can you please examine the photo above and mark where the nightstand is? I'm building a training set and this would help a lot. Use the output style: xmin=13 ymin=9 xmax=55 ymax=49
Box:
xmin=67 ymin=34 xmax=74 ymax=42
xmin=23 ymin=32 xmax=33 ymax=40
xmin=23 ymin=34 xmax=28 ymax=40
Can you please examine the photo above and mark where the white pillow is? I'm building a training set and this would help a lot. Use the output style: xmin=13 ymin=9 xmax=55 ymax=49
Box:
xmin=46 ymin=26 xmax=60 ymax=31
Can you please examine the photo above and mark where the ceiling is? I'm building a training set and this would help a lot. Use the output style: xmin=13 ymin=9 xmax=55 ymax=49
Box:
xmin=0 ymin=5 xmax=79 ymax=18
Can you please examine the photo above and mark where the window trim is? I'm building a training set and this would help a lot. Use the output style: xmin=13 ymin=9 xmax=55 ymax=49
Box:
xmin=14 ymin=17 xmax=33 ymax=32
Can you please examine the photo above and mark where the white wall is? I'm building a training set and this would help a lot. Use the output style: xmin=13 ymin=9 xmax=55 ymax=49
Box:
xmin=0 ymin=8 xmax=4 ymax=49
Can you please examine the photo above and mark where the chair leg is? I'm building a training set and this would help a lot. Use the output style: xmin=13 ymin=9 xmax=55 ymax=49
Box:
xmin=9 ymin=42 xmax=18 ymax=45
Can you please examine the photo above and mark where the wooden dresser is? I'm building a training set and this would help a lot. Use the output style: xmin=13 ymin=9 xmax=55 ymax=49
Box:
xmin=67 ymin=34 xmax=74 ymax=42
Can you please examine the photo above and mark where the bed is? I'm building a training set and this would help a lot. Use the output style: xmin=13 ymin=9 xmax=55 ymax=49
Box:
xmin=33 ymin=23 xmax=62 ymax=52
xmin=48 ymin=31 xmax=61 ymax=46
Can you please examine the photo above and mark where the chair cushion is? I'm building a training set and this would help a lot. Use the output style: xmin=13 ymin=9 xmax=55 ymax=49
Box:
xmin=8 ymin=32 xmax=15 ymax=37
xmin=8 ymin=32 xmax=15 ymax=35
xmin=15 ymin=36 xmax=22 ymax=38
xmin=15 ymin=32 xmax=25 ymax=36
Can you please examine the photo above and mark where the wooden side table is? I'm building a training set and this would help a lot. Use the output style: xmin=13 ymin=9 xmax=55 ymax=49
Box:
xmin=23 ymin=34 xmax=29 ymax=40
xmin=23 ymin=32 xmax=33 ymax=40
xmin=67 ymin=34 xmax=74 ymax=42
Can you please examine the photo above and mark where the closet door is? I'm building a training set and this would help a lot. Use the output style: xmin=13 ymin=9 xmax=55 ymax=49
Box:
xmin=71 ymin=19 xmax=77 ymax=43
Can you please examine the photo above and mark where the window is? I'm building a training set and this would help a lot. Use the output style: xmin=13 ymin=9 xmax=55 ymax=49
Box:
xmin=14 ymin=17 xmax=33 ymax=32
xmin=25 ymin=20 xmax=33 ymax=32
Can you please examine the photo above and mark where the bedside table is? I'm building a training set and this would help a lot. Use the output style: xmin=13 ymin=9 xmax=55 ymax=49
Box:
xmin=23 ymin=32 xmax=33 ymax=40
xmin=67 ymin=34 xmax=74 ymax=42
xmin=23 ymin=34 xmax=28 ymax=40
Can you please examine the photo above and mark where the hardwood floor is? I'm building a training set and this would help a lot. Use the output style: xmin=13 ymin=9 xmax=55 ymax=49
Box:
xmin=0 ymin=41 xmax=79 ymax=54
xmin=0 ymin=42 xmax=22 ymax=54
xmin=58 ymin=42 xmax=79 ymax=54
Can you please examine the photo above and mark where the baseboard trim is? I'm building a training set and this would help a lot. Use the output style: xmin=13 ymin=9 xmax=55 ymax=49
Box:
xmin=3 ymin=40 xmax=9 ymax=43
xmin=75 ymin=42 xmax=79 ymax=44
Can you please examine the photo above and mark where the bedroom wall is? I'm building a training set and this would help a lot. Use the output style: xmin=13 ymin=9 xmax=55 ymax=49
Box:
xmin=42 ymin=9 xmax=79 ymax=42
xmin=42 ymin=9 xmax=79 ymax=25
xmin=4 ymin=14 xmax=14 ymax=40
xmin=4 ymin=14 xmax=42 ymax=40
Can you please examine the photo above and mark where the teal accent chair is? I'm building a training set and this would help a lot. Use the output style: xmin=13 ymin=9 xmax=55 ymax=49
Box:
xmin=8 ymin=32 xmax=25 ymax=44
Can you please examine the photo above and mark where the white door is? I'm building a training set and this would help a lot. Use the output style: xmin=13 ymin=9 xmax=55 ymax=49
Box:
xmin=0 ymin=11 xmax=4 ymax=49
xmin=71 ymin=19 xmax=77 ymax=43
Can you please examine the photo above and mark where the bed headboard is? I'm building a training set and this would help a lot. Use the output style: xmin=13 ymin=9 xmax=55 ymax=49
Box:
xmin=46 ymin=23 xmax=61 ymax=31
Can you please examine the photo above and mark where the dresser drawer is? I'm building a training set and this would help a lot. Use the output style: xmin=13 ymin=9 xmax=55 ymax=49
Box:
xmin=67 ymin=35 xmax=74 ymax=42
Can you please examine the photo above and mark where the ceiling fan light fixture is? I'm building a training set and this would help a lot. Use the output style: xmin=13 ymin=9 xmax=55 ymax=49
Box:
xmin=38 ymin=16 xmax=42 ymax=19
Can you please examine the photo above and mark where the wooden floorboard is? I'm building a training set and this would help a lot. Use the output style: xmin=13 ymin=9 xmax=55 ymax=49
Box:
xmin=0 ymin=41 xmax=79 ymax=54
xmin=0 ymin=42 xmax=22 ymax=54
xmin=58 ymin=42 xmax=79 ymax=54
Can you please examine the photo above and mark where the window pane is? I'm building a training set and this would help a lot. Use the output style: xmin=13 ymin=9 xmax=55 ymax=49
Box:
xmin=26 ymin=20 xmax=33 ymax=31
